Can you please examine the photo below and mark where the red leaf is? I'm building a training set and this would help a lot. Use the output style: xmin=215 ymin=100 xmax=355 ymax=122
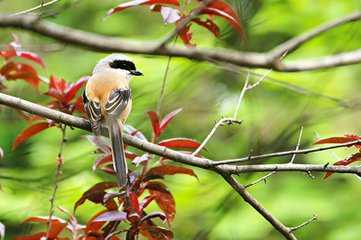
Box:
xmin=0 ymin=39 xmax=45 ymax=68
xmin=192 ymin=18 xmax=220 ymax=37
xmin=140 ymin=196 xmax=155 ymax=211
xmin=315 ymin=135 xmax=361 ymax=144
xmin=324 ymin=152 xmax=361 ymax=179
xmin=141 ymin=212 xmax=166 ymax=222
xmin=93 ymin=211 xmax=127 ymax=222
xmin=13 ymin=122 xmax=52 ymax=150
xmin=159 ymin=138 xmax=201 ymax=149
xmin=126 ymin=151 xmax=139 ymax=160
xmin=63 ymin=76 xmax=88 ymax=103
xmin=85 ymin=210 xmax=108 ymax=233
xmin=94 ymin=151 xmax=139 ymax=171
xmin=17 ymin=51 xmax=45 ymax=68
xmin=146 ymin=181 xmax=175 ymax=222
xmin=146 ymin=164 xmax=197 ymax=179
xmin=0 ymin=62 xmax=40 ymax=89
xmin=147 ymin=111 xmax=161 ymax=137
xmin=93 ymin=154 xmax=112 ymax=171
xmin=129 ymin=192 xmax=141 ymax=214
xmin=200 ymin=0 xmax=244 ymax=37
xmin=108 ymin=0 xmax=179 ymax=15
xmin=0 ymin=48 xmax=16 ymax=59
xmin=159 ymin=108 xmax=182 ymax=134
xmin=124 ymin=192 xmax=141 ymax=223
xmin=23 ymin=216 xmax=67 ymax=239
xmin=140 ymin=223 xmax=173 ymax=240
xmin=74 ymin=96 xmax=86 ymax=114
xmin=178 ymin=23 xmax=194 ymax=46
xmin=74 ymin=182 xmax=118 ymax=211
xmin=45 ymin=75 xmax=68 ymax=100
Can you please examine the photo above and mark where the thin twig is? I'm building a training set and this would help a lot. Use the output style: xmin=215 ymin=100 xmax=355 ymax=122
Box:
xmin=270 ymin=11 xmax=361 ymax=58
xmin=212 ymin=138 xmax=361 ymax=166
xmin=10 ymin=0 xmax=59 ymax=16
xmin=210 ymin=60 xmax=350 ymax=108
xmin=46 ymin=124 xmax=66 ymax=239
xmin=221 ymin=173 xmax=297 ymax=240
xmin=193 ymin=69 xmax=269 ymax=156
xmin=191 ymin=117 xmax=241 ymax=156
xmin=156 ymin=56 xmax=172 ymax=115
xmin=244 ymin=171 xmax=276 ymax=188
xmin=289 ymin=126 xmax=304 ymax=164
xmin=246 ymin=69 xmax=272 ymax=90
xmin=233 ymin=72 xmax=250 ymax=119
xmin=156 ymin=36 xmax=178 ymax=115
xmin=289 ymin=215 xmax=317 ymax=233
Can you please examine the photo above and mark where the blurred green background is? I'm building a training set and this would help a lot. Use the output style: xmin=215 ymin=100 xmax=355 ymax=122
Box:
xmin=1 ymin=0 xmax=361 ymax=239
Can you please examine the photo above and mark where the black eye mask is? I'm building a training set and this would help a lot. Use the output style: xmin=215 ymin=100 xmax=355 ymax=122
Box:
xmin=109 ymin=60 xmax=143 ymax=76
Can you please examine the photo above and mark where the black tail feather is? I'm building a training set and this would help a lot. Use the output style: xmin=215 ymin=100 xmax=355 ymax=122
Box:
xmin=107 ymin=119 xmax=128 ymax=186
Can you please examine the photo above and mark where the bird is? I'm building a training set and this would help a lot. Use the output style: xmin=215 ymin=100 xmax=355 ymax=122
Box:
xmin=83 ymin=54 xmax=143 ymax=186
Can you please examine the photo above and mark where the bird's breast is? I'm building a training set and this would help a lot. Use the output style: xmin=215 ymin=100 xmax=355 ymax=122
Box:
xmin=86 ymin=70 xmax=131 ymax=121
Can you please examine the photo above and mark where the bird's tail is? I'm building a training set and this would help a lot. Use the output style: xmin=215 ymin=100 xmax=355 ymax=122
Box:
xmin=107 ymin=118 xmax=128 ymax=186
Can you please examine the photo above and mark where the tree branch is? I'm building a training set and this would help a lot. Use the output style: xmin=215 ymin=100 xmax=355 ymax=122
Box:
xmin=270 ymin=12 xmax=361 ymax=58
xmin=213 ymin=139 xmax=361 ymax=166
xmin=220 ymin=163 xmax=361 ymax=176
xmin=221 ymin=173 xmax=297 ymax=240
xmin=1 ymin=92 xmax=360 ymax=177
xmin=1 ymin=92 xmax=360 ymax=240
xmin=1 ymin=13 xmax=361 ymax=71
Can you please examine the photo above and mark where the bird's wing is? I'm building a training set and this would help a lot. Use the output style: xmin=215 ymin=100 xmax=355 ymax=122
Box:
xmin=105 ymin=88 xmax=131 ymax=118
xmin=83 ymin=91 xmax=102 ymax=134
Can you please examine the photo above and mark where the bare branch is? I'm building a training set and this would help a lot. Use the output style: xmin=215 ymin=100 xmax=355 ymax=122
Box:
xmin=156 ymin=55 xmax=172 ymax=115
xmin=221 ymin=173 xmax=297 ymax=240
xmin=289 ymin=215 xmax=317 ymax=233
xmin=192 ymin=117 xmax=241 ymax=156
xmin=246 ymin=69 xmax=272 ymax=90
xmin=244 ymin=171 xmax=276 ymax=188
xmin=233 ymin=72 xmax=249 ymax=119
xmin=213 ymin=139 xmax=361 ymax=166
xmin=193 ymin=69 xmax=267 ymax=156
xmin=1 ymin=92 xmax=361 ymax=177
xmin=1 ymin=13 xmax=361 ymax=71
xmin=220 ymin=163 xmax=361 ymax=176
xmin=270 ymin=12 xmax=361 ymax=58
xmin=10 ymin=0 xmax=60 ymax=16
xmin=289 ymin=126 xmax=304 ymax=164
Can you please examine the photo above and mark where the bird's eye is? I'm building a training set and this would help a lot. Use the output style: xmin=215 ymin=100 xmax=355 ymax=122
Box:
xmin=109 ymin=60 xmax=136 ymax=71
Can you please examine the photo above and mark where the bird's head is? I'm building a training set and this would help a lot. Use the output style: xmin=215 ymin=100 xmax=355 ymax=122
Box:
xmin=92 ymin=54 xmax=143 ymax=78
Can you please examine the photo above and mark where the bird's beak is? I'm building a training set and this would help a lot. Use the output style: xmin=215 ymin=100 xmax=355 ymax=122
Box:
xmin=130 ymin=70 xmax=143 ymax=76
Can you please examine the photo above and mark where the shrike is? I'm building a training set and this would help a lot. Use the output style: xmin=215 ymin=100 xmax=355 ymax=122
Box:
xmin=83 ymin=54 xmax=143 ymax=186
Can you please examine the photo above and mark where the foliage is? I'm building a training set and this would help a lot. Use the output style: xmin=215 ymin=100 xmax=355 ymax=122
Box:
xmin=0 ymin=37 xmax=201 ymax=239
xmin=2 ymin=1 xmax=361 ymax=240
xmin=108 ymin=0 xmax=244 ymax=45
xmin=315 ymin=135 xmax=361 ymax=178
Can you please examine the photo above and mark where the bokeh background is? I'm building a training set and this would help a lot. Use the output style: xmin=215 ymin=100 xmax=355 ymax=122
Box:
xmin=1 ymin=0 xmax=361 ymax=239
